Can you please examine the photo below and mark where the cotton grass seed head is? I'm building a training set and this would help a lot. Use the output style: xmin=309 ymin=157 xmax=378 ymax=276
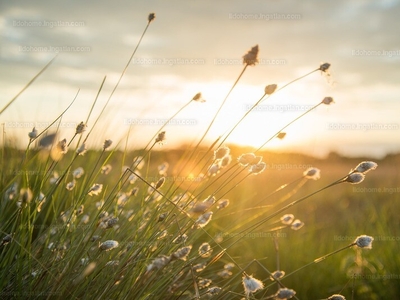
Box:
xmin=354 ymin=235 xmax=374 ymax=249
xmin=73 ymin=167 xmax=84 ymax=179
xmin=344 ymin=172 xmax=365 ymax=184
xmin=238 ymin=153 xmax=255 ymax=166
xmin=270 ymin=270 xmax=285 ymax=281
xmin=243 ymin=45 xmax=259 ymax=66
xmin=242 ymin=273 xmax=264 ymax=297
xmin=88 ymin=183 xmax=103 ymax=196
xmin=353 ymin=161 xmax=378 ymax=174
xmin=216 ymin=199 xmax=229 ymax=209
xmin=155 ymin=177 xmax=166 ymax=189
xmin=20 ymin=188 xmax=33 ymax=204
xmin=76 ymin=142 xmax=87 ymax=155
xmin=280 ymin=214 xmax=295 ymax=225
xmin=214 ymin=146 xmax=230 ymax=160
xmin=147 ymin=255 xmax=171 ymax=272
xmin=291 ymin=219 xmax=304 ymax=230
xmin=207 ymin=287 xmax=221 ymax=296
xmin=28 ymin=127 xmax=38 ymax=139
xmin=221 ymin=155 xmax=232 ymax=167
xmin=170 ymin=245 xmax=192 ymax=261
xmin=265 ymin=84 xmax=278 ymax=95
xmin=195 ymin=212 xmax=213 ymax=228
xmin=275 ymin=287 xmax=296 ymax=299
xmin=198 ymin=242 xmax=213 ymax=258
xmin=303 ymin=167 xmax=321 ymax=180
xmin=249 ymin=162 xmax=266 ymax=175
xmin=328 ymin=295 xmax=346 ymax=300
xmin=99 ymin=240 xmax=119 ymax=251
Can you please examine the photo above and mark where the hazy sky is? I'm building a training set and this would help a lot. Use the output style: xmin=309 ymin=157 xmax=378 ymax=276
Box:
xmin=1 ymin=0 xmax=399 ymax=158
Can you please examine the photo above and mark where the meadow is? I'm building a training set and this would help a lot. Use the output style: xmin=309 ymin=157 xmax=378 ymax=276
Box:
xmin=1 ymin=12 xmax=400 ymax=300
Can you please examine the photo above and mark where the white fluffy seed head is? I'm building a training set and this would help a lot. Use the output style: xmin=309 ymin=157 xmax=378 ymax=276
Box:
xmin=291 ymin=219 xmax=304 ymax=230
xmin=345 ymin=173 xmax=365 ymax=184
xmin=280 ymin=214 xmax=295 ymax=225
xmin=198 ymin=242 xmax=213 ymax=258
xmin=99 ymin=240 xmax=119 ymax=251
xmin=242 ymin=273 xmax=264 ymax=297
xmin=214 ymin=146 xmax=230 ymax=160
xmin=353 ymin=161 xmax=378 ymax=174
xmin=249 ymin=162 xmax=266 ymax=175
xmin=328 ymin=295 xmax=346 ymax=300
xmin=303 ymin=167 xmax=321 ymax=180
xmin=354 ymin=235 xmax=374 ymax=249
xmin=322 ymin=97 xmax=334 ymax=105
xmin=275 ymin=288 xmax=296 ymax=299
xmin=270 ymin=270 xmax=285 ymax=281
xmin=171 ymin=245 xmax=192 ymax=261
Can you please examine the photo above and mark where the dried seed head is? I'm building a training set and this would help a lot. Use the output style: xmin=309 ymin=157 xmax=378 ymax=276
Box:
xmin=270 ymin=270 xmax=285 ymax=281
xmin=328 ymin=295 xmax=346 ymax=300
xmin=319 ymin=62 xmax=331 ymax=72
xmin=344 ymin=173 xmax=365 ymax=184
xmin=353 ymin=161 xmax=378 ymax=174
xmin=192 ymin=92 xmax=206 ymax=103
xmin=73 ymin=167 xmax=84 ymax=179
xmin=88 ymin=184 xmax=103 ymax=196
xmin=280 ymin=214 xmax=295 ymax=225
xmin=322 ymin=97 xmax=334 ymax=105
xmin=28 ymin=127 xmax=38 ymax=139
xmin=275 ymin=287 xmax=296 ymax=299
xmin=243 ymin=45 xmax=259 ymax=66
xmin=76 ymin=142 xmax=87 ymax=155
xmin=303 ymin=167 xmax=321 ymax=180
xmin=195 ymin=212 xmax=213 ymax=228
xmin=75 ymin=122 xmax=86 ymax=135
xmin=99 ymin=240 xmax=119 ymax=251
xmin=214 ymin=146 xmax=230 ymax=160
xmin=148 ymin=13 xmax=156 ymax=23
xmin=224 ymin=262 xmax=235 ymax=270
xmin=276 ymin=132 xmax=286 ymax=139
xmin=249 ymin=162 xmax=266 ymax=175
xmin=242 ymin=273 xmax=264 ymax=297
xmin=354 ymin=235 xmax=374 ymax=249
xmin=265 ymin=84 xmax=278 ymax=95
xmin=291 ymin=219 xmax=304 ymax=230
xmin=155 ymin=131 xmax=166 ymax=144
xmin=103 ymin=139 xmax=112 ymax=150
xmin=170 ymin=245 xmax=192 ymax=261
xmin=198 ymin=242 xmax=213 ymax=258
xmin=155 ymin=177 xmax=166 ymax=189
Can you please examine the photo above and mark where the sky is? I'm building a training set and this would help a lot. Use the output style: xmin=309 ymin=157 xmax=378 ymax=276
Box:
xmin=1 ymin=0 xmax=399 ymax=158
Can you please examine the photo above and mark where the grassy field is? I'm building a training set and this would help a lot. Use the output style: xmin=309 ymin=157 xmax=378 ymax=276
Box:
xmin=0 ymin=144 xmax=399 ymax=299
